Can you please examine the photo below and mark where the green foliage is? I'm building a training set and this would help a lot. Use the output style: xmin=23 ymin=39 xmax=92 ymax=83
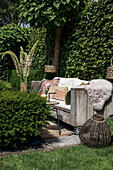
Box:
xmin=59 ymin=0 xmax=113 ymax=79
xmin=106 ymin=115 xmax=113 ymax=136
xmin=19 ymin=0 xmax=88 ymax=28
xmin=1 ymin=144 xmax=113 ymax=169
xmin=26 ymin=28 xmax=47 ymax=72
xmin=0 ymin=23 xmax=33 ymax=80
xmin=0 ymin=91 xmax=51 ymax=149
xmin=7 ymin=69 xmax=45 ymax=90
xmin=19 ymin=0 xmax=88 ymax=79
xmin=0 ymin=0 xmax=20 ymax=26
xmin=0 ymin=80 xmax=12 ymax=92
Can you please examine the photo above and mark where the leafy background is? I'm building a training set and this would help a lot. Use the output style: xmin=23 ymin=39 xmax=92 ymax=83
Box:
xmin=0 ymin=0 xmax=113 ymax=84
xmin=59 ymin=0 xmax=113 ymax=80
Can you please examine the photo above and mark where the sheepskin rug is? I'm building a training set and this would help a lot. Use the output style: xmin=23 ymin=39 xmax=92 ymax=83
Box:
xmin=85 ymin=79 xmax=112 ymax=111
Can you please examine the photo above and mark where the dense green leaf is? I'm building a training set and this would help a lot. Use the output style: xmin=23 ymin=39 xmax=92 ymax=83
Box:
xmin=66 ymin=0 xmax=70 ymax=4
xmin=23 ymin=11 xmax=28 ymax=17
xmin=59 ymin=0 xmax=113 ymax=80
xmin=0 ymin=91 xmax=51 ymax=149
xmin=19 ymin=0 xmax=88 ymax=28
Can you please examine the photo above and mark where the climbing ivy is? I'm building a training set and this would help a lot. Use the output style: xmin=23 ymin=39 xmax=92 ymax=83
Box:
xmin=59 ymin=0 xmax=113 ymax=80
xmin=26 ymin=27 xmax=47 ymax=71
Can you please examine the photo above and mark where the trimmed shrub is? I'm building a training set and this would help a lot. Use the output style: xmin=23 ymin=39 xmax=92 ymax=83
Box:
xmin=0 ymin=80 xmax=12 ymax=92
xmin=0 ymin=91 xmax=51 ymax=149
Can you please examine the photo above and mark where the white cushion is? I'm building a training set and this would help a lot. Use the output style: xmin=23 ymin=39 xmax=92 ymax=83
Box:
xmin=58 ymin=78 xmax=89 ymax=90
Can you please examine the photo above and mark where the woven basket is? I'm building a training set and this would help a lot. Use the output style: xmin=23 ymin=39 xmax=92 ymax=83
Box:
xmin=45 ymin=58 xmax=56 ymax=73
xmin=79 ymin=114 xmax=111 ymax=147
xmin=107 ymin=56 xmax=113 ymax=79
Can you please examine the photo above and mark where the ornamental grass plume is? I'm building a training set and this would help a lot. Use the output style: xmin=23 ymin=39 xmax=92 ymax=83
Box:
xmin=1 ymin=40 xmax=38 ymax=82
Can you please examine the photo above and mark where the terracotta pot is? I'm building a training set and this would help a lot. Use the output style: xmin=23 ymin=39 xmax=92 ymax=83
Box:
xmin=20 ymin=82 xmax=27 ymax=92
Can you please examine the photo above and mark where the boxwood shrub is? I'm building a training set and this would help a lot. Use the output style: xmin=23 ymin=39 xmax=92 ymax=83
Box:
xmin=0 ymin=80 xmax=12 ymax=92
xmin=0 ymin=91 xmax=51 ymax=150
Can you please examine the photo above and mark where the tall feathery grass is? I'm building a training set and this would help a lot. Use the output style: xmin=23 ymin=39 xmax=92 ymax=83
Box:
xmin=1 ymin=40 xmax=38 ymax=82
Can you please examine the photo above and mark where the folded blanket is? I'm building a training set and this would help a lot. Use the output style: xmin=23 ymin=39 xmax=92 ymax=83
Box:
xmin=58 ymin=78 xmax=88 ymax=90
xmin=85 ymin=79 xmax=112 ymax=111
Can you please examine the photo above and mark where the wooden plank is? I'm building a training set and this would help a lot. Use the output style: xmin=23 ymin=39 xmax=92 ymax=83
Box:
xmin=51 ymin=109 xmax=72 ymax=126
xmin=86 ymin=91 xmax=97 ymax=119
xmin=71 ymin=89 xmax=76 ymax=117
xmin=71 ymin=89 xmax=76 ymax=126
xmin=75 ymin=89 xmax=87 ymax=126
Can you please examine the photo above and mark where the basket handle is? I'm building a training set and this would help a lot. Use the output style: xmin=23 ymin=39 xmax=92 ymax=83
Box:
xmin=111 ymin=56 xmax=113 ymax=66
xmin=47 ymin=58 xmax=54 ymax=65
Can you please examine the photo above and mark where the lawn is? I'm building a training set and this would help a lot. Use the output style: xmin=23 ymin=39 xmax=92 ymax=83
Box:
xmin=0 ymin=143 xmax=113 ymax=170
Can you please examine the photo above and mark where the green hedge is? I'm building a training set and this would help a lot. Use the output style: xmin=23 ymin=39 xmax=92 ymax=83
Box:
xmin=59 ymin=0 xmax=113 ymax=80
xmin=0 ymin=80 xmax=12 ymax=92
xmin=0 ymin=91 xmax=51 ymax=149
xmin=7 ymin=69 xmax=46 ymax=90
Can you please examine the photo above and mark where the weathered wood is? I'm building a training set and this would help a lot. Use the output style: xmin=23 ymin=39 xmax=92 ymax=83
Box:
xmin=51 ymin=108 xmax=72 ymax=126
xmin=31 ymin=81 xmax=42 ymax=92
xmin=72 ymin=86 xmax=113 ymax=126
xmin=50 ymin=87 xmax=113 ymax=127
xmin=75 ymin=89 xmax=87 ymax=126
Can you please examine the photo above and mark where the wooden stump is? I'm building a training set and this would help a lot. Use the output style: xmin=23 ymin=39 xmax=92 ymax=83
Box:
xmin=79 ymin=114 xmax=111 ymax=147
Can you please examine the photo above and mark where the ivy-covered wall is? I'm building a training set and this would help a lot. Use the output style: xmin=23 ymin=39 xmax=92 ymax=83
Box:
xmin=26 ymin=28 xmax=47 ymax=72
xmin=59 ymin=0 xmax=113 ymax=80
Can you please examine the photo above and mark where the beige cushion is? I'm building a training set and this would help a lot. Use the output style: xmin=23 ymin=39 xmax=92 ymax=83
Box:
xmin=48 ymin=86 xmax=68 ymax=99
xmin=52 ymin=89 xmax=68 ymax=101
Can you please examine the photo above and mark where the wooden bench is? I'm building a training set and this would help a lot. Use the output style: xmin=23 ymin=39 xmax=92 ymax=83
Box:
xmin=50 ymin=86 xmax=113 ymax=129
xmin=31 ymin=81 xmax=113 ymax=129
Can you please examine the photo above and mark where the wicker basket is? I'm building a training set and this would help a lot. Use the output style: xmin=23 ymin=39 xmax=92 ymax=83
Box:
xmin=45 ymin=58 xmax=56 ymax=73
xmin=79 ymin=114 xmax=111 ymax=147
xmin=107 ymin=56 xmax=113 ymax=79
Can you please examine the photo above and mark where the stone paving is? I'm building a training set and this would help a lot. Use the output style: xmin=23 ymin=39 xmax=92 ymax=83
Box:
xmin=43 ymin=134 xmax=81 ymax=149
xmin=41 ymin=121 xmax=81 ymax=149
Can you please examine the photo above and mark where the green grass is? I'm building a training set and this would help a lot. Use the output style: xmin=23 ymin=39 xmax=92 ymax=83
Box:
xmin=0 ymin=144 xmax=113 ymax=170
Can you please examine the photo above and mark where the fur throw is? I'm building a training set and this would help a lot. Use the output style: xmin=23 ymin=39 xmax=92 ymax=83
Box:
xmin=85 ymin=79 xmax=112 ymax=111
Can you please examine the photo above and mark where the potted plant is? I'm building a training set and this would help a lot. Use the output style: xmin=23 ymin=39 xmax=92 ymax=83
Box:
xmin=1 ymin=40 xmax=38 ymax=91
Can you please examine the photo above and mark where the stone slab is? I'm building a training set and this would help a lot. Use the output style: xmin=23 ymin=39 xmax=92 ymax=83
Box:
xmin=43 ymin=135 xmax=81 ymax=149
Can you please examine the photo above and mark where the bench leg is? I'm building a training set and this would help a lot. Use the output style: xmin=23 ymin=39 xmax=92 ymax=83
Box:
xmin=56 ymin=108 xmax=61 ymax=135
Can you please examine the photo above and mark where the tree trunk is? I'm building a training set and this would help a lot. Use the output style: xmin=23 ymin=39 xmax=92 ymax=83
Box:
xmin=54 ymin=26 xmax=63 ymax=76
